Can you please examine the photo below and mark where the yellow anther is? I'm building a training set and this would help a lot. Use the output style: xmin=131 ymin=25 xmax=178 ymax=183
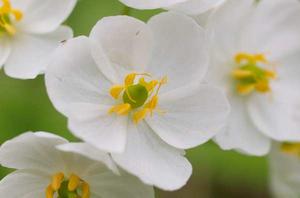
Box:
xmin=0 ymin=0 xmax=23 ymax=36
xmin=51 ymin=172 xmax=64 ymax=191
xmin=82 ymin=182 xmax=90 ymax=198
xmin=46 ymin=185 xmax=54 ymax=198
xmin=110 ymin=85 xmax=124 ymax=99
xmin=237 ymin=84 xmax=255 ymax=95
xmin=139 ymin=78 xmax=158 ymax=92
xmin=233 ymin=52 xmax=277 ymax=95
xmin=235 ymin=53 xmax=268 ymax=65
xmin=125 ymin=73 xmax=136 ymax=86
xmin=281 ymin=143 xmax=300 ymax=156
xmin=232 ymin=69 xmax=254 ymax=79
xmin=3 ymin=23 xmax=15 ymax=35
xmin=265 ymin=70 xmax=277 ymax=79
xmin=255 ymin=81 xmax=270 ymax=93
xmin=109 ymin=103 xmax=131 ymax=115
xmin=68 ymin=174 xmax=80 ymax=191
xmin=146 ymin=95 xmax=158 ymax=110
xmin=133 ymin=108 xmax=149 ymax=124
xmin=12 ymin=9 xmax=22 ymax=21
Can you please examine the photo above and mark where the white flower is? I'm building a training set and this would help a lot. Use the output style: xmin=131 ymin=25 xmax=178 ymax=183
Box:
xmin=0 ymin=132 xmax=155 ymax=198
xmin=269 ymin=143 xmax=300 ymax=198
xmin=45 ymin=12 xmax=230 ymax=190
xmin=205 ymin=0 xmax=300 ymax=155
xmin=0 ymin=0 xmax=76 ymax=79
xmin=118 ymin=0 xmax=226 ymax=15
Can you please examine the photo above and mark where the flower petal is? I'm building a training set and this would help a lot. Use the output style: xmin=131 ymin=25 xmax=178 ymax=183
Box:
xmin=269 ymin=144 xmax=300 ymax=198
xmin=0 ymin=38 xmax=11 ymax=68
xmin=167 ymin=0 xmax=225 ymax=15
xmin=0 ymin=170 xmax=49 ymax=198
xmin=118 ymin=0 xmax=187 ymax=10
xmin=214 ymin=96 xmax=271 ymax=156
xmin=90 ymin=16 xmax=153 ymax=75
xmin=146 ymin=11 xmax=208 ymax=93
xmin=112 ymin=122 xmax=192 ymax=191
xmin=87 ymin=171 xmax=155 ymax=198
xmin=248 ymin=83 xmax=300 ymax=141
xmin=67 ymin=104 xmax=128 ymax=153
xmin=4 ymin=26 xmax=72 ymax=79
xmin=45 ymin=36 xmax=113 ymax=116
xmin=242 ymin=0 xmax=300 ymax=60
xmin=147 ymin=85 xmax=230 ymax=149
xmin=0 ymin=132 xmax=68 ymax=173
xmin=12 ymin=0 xmax=77 ymax=34
xmin=57 ymin=142 xmax=119 ymax=174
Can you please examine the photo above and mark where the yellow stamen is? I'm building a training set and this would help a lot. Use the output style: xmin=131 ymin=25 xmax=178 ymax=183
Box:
xmin=46 ymin=173 xmax=90 ymax=198
xmin=265 ymin=70 xmax=277 ymax=79
xmin=281 ymin=143 xmax=300 ymax=156
xmin=3 ymin=23 xmax=15 ymax=35
xmin=255 ymin=80 xmax=270 ymax=93
xmin=12 ymin=9 xmax=22 ymax=21
xmin=46 ymin=185 xmax=54 ymax=198
xmin=110 ymin=85 xmax=124 ymax=99
xmin=235 ymin=53 xmax=268 ymax=64
xmin=51 ymin=172 xmax=64 ymax=191
xmin=232 ymin=53 xmax=277 ymax=95
xmin=68 ymin=174 xmax=80 ymax=191
xmin=0 ymin=0 xmax=23 ymax=36
xmin=232 ymin=69 xmax=254 ymax=79
xmin=109 ymin=72 xmax=167 ymax=123
xmin=236 ymin=84 xmax=255 ymax=95
xmin=82 ymin=182 xmax=90 ymax=198
xmin=133 ymin=108 xmax=149 ymax=124
xmin=139 ymin=78 xmax=158 ymax=92
xmin=109 ymin=103 xmax=131 ymax=115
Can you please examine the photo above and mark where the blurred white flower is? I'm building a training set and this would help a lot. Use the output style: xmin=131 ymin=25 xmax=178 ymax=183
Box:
xmin=45 ymin=12 xmax=230 ymax=190
xmin=0 ymin=0 xmax=76 ymax=79
xmin=118 ymin=0 xmax=226 ymax=15
xmin=269 ymin=143 xmax=300 ymax=198
xmin=206 ymin=0 xmax=300 ymax=155
xmin=0 ymin=132 xmax=155 ymax=198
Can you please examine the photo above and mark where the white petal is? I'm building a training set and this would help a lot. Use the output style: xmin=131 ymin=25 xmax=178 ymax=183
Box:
xmin=147 ymin=12 xmax=208 ymax=94
xmin=68 ymin=106 xmax=128 ymax=153
xmin=118 ymin=0 xmax=187 ymax=10
xmin=0 ymin=38 xmax=11 ymax=68
xmin=112 ymin=122 xmax=192 ymax=191
xmin=13 ymin=0 xmax=77 ymax=34
xmin=214 ymin=95 xmax=271 ymax=156
xmin=147 ymin=85 xmax=230 ymax=149
xmin=248 ymin=83 xmax=300 ymax=141
xmin=87 ymin=171 xmax=155 ymax=198
xmin=90 ymin=16 xmax=153 ymax=75
xmin=242 ymin=0 xmax=300 ymax=60
xmin=4 ymin=26 xmax=73 ymax=79
xmin=0 ymin=132 xmax=68 ymax=174
xmin=269 ymin=144 xmax=300 ymax=198
xmin=57 ymin=142 xmax=119 ymax=174
xmin=167 ymin=0 xmax=226 ymax=15
xmin=0 ymin=170 xmax=49 ymax=198
xmin=45 ymin=36 xmax=113 ymax=116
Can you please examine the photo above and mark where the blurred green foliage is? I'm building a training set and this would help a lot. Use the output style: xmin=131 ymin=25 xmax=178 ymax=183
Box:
xmin=0 ymin=0 xmax=270 ymax=197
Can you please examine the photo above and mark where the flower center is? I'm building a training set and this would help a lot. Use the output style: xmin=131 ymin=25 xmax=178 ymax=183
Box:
xmin=46 ymin=172 xmax=90 ymax=198
xmin=0 ymin=0 xmax=23 ymax=36
xmin=109 ymin=72 xmax=167 ymax=124
xmin=281 ymin=142 xmax=300 ymax=157
xmin=231 ymin=53 xmax=277 ymax=95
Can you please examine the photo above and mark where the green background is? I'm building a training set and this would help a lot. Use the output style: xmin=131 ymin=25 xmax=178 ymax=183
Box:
xmin=0 ymin=0 xmax=270 ymax=197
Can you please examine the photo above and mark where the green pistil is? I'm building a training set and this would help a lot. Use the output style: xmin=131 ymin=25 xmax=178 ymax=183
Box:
xmin=123 ymin=84 xmax=148 ymax=108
